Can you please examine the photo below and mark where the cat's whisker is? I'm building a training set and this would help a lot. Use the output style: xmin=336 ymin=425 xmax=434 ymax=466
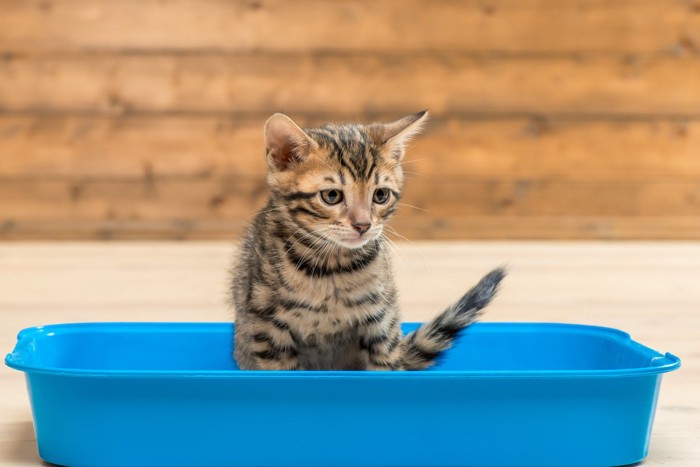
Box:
xmin=397 ymin=202 xmax=429 ymax=213
xmin=260 ymin=205 xmax=288 ymax=216
xmin=258 ymin=204 xmax=289 ymax=215
xmin=285 ymin=231 xmax=318 ymax=258
xmin=309 ymin=232 xmax=336 ymax=270
xmin=283 ymin=226 xmax=309 ymax=246
xmin=384 ymin=225 xmax=416 ymax=243
xmin=306 ymin=237 xmax=327 ymax=277
xmin=284 ymin=226 xmax=331 ymax=257
xmin=380 ymin=233 xmax=407 ymax=276
xmin=400 ymin=158 xmax=427 ymax=165
xmin=384 ymin=226 xmax=428 ymax=269
xmin=309 ymin=236 xmax=338 ymax=278
xmin=287 ymin=229 xmax=322 ymax=255
xmin=295 ymin=246 xmax=321 ymax=275
xmin=384 ymin=225 xmax=410 ymax=241
xmin=324 ymin=242 xmax=340 ymax=274
xmin=292 ymin=229 xmax=332 ymax=272
xmin=287 ymin=227 xmax=334 ymax=275
xmin=379 ymin=242 xmax=393 ymax=270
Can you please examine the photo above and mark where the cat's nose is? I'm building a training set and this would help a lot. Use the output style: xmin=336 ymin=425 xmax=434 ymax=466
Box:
xmin=351 ymin=222 xmax=371 ymax=235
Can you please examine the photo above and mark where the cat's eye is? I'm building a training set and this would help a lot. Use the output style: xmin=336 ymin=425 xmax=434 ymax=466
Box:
xmin=373 ymin=188 xmax=390 ymax=204
xmin=320 ymin=189 xmax=344 ymax=205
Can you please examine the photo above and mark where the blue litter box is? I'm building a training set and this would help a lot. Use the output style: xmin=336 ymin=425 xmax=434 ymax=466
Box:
xmin=6 ymin=322 xmax=679 ymax=467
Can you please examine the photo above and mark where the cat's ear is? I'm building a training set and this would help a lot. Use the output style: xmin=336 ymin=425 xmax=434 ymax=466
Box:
xmin=369 ymin=110 xmax=429 ymax=160
xmin=264 ymin=113 xmax=318 ymax=171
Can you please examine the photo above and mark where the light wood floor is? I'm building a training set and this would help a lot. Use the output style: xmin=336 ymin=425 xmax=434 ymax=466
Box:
xmin=1 ymin=242 xmax=698 ymax=466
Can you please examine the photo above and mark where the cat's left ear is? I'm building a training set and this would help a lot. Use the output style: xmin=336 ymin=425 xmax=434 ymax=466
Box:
xmin=369 ymin=110 xmax=429 ymax=161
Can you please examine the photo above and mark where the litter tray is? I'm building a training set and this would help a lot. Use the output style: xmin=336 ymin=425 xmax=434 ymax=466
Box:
xmin=6 ymin=322 xmax=679 ymax=467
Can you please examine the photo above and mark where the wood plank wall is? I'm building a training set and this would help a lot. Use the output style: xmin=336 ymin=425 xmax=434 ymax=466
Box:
xmin=1 ymin=0 xmax=699 ymax=240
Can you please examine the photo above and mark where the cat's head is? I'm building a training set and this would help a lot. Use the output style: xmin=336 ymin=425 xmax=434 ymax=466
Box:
xmin=263 ymin=111 xmax=428 ymax=250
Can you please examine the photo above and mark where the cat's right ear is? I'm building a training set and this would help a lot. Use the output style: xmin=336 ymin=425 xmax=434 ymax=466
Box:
xmin=368 ymin=110 xmax=429 ymax=161
xmin=264 ymin=113 xmax=318 ymax=171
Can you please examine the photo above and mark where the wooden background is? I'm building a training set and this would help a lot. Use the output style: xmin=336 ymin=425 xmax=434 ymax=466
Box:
xmin=1 ymin=0 xmax=700 ymax=240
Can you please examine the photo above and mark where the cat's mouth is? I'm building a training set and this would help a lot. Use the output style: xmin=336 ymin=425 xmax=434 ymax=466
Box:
xmin=331 ymin=230 xmax=380 ymax=250
xmin=341 ymin=236 xmax=370 ymax=248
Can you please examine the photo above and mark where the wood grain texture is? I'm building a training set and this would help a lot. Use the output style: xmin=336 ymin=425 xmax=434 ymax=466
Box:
xmin=1 ymin=0 xmax=700 ymax=240
xmin=0 ymin=178 xmax=266 ymax=222
xmin=0 ymin=242 xmax=698 ymax=466
xmin=2 ymin=112 xmax=700 ymax=240
xmin=2 ymin=116 xmax=698 ymax=181
xmin=2 ymin=178 xmax=698 ymax=218
xmin=389 ymin=217 xmax=700 ymax=240
xmin=1 ymin=175 xmax=700 ymax=239
xmin=3 ymin=217 xmax=700 ymax=241
xmin=0 ymin=116 xmax=267 ymax=178
xmin=2 ymin=55 xmax=700 ymax=115
xmin=1 ymin=0 xmax=698 ymax=54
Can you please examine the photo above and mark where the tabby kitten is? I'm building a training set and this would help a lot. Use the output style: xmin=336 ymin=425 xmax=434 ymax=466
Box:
xmin=231 ymin=111 xmax=505 ymax=370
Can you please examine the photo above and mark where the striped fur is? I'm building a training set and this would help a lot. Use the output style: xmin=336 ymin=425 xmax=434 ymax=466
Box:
xmin=231 ymin=112 xmax=505 ymax=370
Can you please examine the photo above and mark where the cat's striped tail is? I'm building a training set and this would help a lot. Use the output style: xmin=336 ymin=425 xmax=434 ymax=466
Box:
xmin=399 ymin=267 xmax=506 ymax=370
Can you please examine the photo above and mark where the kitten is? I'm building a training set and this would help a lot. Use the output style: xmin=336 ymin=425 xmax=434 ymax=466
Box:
xmin=231 ymin=111 xmax=505 ymax=370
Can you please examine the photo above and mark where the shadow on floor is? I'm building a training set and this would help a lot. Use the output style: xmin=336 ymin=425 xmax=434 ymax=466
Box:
xmin=4 ymin=421 xmax=55 ymax=466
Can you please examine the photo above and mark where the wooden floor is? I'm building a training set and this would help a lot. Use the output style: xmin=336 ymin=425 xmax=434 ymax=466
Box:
xmin=0 ymin=241 xmax=698 ymax=466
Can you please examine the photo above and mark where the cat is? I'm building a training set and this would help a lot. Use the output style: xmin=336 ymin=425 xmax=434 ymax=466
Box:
xmin=231 ymin=111 xmax=505 ymax=370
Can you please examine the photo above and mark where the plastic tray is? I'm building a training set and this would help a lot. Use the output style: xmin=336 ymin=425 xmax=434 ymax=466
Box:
xmin=6 ymin=322 xmax=680 ymax=467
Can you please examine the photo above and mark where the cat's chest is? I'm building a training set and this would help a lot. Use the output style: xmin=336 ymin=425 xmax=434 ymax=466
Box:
xmin=281 ymin=281 xmax=386 ymax=338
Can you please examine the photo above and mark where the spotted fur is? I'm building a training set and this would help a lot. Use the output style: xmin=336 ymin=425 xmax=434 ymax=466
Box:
xmin=231 ymin=111 xmax=505 ymax=370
